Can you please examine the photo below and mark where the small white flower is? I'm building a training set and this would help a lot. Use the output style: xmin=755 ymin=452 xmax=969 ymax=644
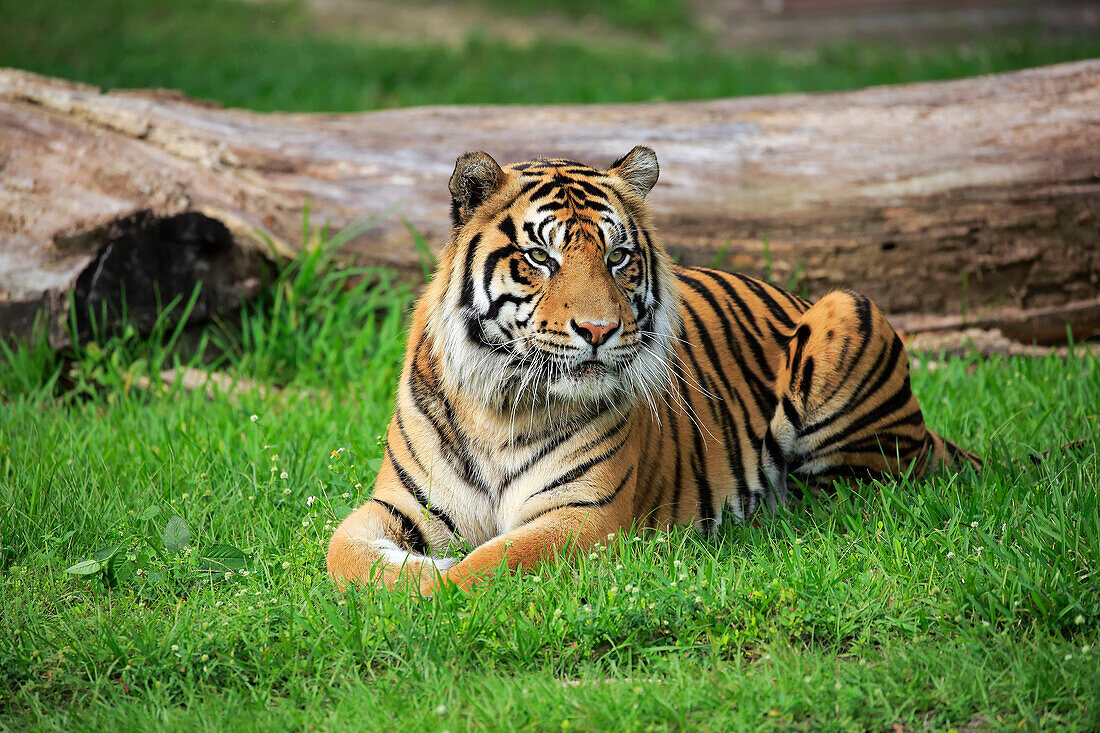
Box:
xmin=224 ymin=571 xmax=233 ymax=580
xmin=215 ymin=601 xmax=223 ymax=607
xmin=1075 ymin=614 xmax=1085 ymax=625
xmin=307 ymin=495 xmax=317 ymax=507
xmin=971 ymin=521 xmax=979 ymax=528
xmin=588 ymin=552 xmax=598 ymax=560
xmin=342 ymin=492 xmax=351 ymax=499
xmin=553 ymin=608 xmax=562 ymax=618
xmin=694 ymin=595 xmax=703 ymax=603
xmin=280 ymin=471 xmax=289 ymax=479
xmin=283 ymin=487 xmax=291 ymax=495
xmin=239 ymin=570 xmax=249 ymax=576
xmin=673 ymin=560 xmax=681 ymax=568
xmin=435 ymin=704 xmax=447 ymax=715
xmin=201 ymin=654 xmax=209 ymax=662
xmin=302 ymin=520 xmax=310 ymax=527
xmin=946 ymin=552 xmax=955 ymax=558
xmin=337 ymin=599 xmax=347 ymax=606
xmin=271 ymin=454 xmax=280 ymax=462
xmin=607 ymin=533 xmax=616 ymax=541
xmin=282 ymin=561 xmax=291 ymax=569
xmin=1065 ymin=654 xmax=1073 ymax=661
xmin=354 ymin=483 xmax=362 ymax=490
xmin=250 ymin=414 xmax=258 ymax=423
xmin=532 ymin=575 xmax=541 ymax=583
xmin=171 ymin=644 xmax=180 ymax=652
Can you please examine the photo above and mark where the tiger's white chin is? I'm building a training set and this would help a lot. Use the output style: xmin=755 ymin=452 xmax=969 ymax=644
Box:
xmin=546 ymin=361 xmax=630 ymax=403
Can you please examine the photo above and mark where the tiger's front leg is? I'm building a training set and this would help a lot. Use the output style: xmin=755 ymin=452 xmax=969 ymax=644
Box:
xmin=423 ymin=462 xmax=638 ymax=594
xmin=326 ymin=458 xmax=458 ymax=591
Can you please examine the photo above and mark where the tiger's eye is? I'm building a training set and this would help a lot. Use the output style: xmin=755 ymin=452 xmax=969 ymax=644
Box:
xmin=528 ymin=248 xmax=549 ymax=263
xmin=607 ymin=248 xmax=628 ymax=265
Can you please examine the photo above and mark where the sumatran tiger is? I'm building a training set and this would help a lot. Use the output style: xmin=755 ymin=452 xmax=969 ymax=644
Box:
xmin=327 ymin=146 xmax=981 ymax=594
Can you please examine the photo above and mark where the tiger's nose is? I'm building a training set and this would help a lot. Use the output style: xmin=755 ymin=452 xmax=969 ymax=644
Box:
xmin=570 ymin=319 xmax=619 ymax=347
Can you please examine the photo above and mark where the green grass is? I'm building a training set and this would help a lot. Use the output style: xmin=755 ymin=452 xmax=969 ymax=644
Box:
xmin=1 ymin=237 xmax=1098 ymax=730
xmin=471 ymin=0 xmax=693 ymax=35
xmin=2 ymin=0 xmax=1099 ymax=112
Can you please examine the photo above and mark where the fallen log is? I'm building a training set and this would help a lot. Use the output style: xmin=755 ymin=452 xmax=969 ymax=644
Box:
xmin=1 ymin=61 xmax=1098 ymax=347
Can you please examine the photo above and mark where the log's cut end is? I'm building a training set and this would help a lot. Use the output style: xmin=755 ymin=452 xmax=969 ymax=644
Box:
xmin=0 ymin=209 xmax=275 ymax=348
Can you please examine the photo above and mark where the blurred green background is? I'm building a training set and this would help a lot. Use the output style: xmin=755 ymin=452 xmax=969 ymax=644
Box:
xmin=2 ymin=0 xmax=1098 ymax=112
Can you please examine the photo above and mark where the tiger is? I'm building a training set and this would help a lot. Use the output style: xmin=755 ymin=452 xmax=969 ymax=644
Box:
xmin=326 ymin=146 xmax=982 ymax=594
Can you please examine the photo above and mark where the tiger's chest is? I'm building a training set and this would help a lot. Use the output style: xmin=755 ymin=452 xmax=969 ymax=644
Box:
xmin=401 ymin=403 xmax=634 ymax=546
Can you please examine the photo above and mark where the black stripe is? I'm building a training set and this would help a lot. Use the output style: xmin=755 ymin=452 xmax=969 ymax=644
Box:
xmin=782 ymin=396 xmax=802 ymax=433
xmin=804 ymin=332 xmax=907 ymax=439
xmin=498 ymin=215 xmax=517 ymax=242
xmin=497 ymin=413 xmax=628 ymax=494
xmin=458 ymin=233 xmax=482 ymax=309
xmin=731 ymin=273 xmax=805 ymax=326
xmin=521 ymin=466 xmax=635 ymax=526
xmin=811 ymin=382 xmax=918 ymax=455
xmin=369 ymin=498 xmax=429 ymax=554
xmin=677 ymin=298 xmax=760 ymax=508
xmin=677 ymin=272 xmax=776 ymax=416
xmin=528 ymin=429 xmax=633 ymax=499
xmin=799 ymin=356 xmax=815 ymax=402
xmin=481 ymin=244 xmax=517 ymax=304
xmin=387 ymin=447 xmax=459 ymax=537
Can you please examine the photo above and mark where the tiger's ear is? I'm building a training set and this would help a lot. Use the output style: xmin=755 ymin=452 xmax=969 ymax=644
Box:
xmin=449 ymin=151 xmax=507 ymax=227
xmin=608 ymin=145 xmax=659 ymax=197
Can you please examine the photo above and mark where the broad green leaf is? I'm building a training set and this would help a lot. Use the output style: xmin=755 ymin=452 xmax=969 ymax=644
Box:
xmin=197 ymin=544 xmax=249 ymax=573
xmin=141 ymin=506 xmax=162 ymax=522
xmin=64 ymin=559 xmax=103 ymax=576
xmin=94 ymin=544 xmax=122 ymax=562
xmin=163 ymin=516 xmax=191 ymax=554
xmin=333 ymin=505 xmax=355 ymax=521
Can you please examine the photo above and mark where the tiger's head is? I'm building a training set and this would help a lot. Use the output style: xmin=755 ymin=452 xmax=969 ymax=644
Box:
xmin=428 ymin=146 xmax=680 ymax=412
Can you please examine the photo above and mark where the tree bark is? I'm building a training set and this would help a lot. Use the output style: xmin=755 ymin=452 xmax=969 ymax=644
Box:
xmin=1 ymin=61 xmax=1098 ymax=347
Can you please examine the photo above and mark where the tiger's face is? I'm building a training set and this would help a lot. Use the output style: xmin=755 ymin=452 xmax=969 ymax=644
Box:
xmin=433 ymin=147 xmax=680 ymax=410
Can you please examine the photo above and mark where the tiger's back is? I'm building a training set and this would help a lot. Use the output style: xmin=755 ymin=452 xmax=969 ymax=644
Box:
xmin=326 ymin=147 xmax=980 ymax=593
xmin=635 ymin=265 xmax=979 ymax=531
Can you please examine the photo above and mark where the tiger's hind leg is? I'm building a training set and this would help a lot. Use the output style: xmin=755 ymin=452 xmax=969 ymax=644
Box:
xmin=760 ymin=290 xmax=974 ymax=504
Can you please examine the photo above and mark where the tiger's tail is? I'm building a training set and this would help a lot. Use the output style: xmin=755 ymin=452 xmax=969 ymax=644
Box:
xmin=925 ymin=430 xmax=983 ymax=474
